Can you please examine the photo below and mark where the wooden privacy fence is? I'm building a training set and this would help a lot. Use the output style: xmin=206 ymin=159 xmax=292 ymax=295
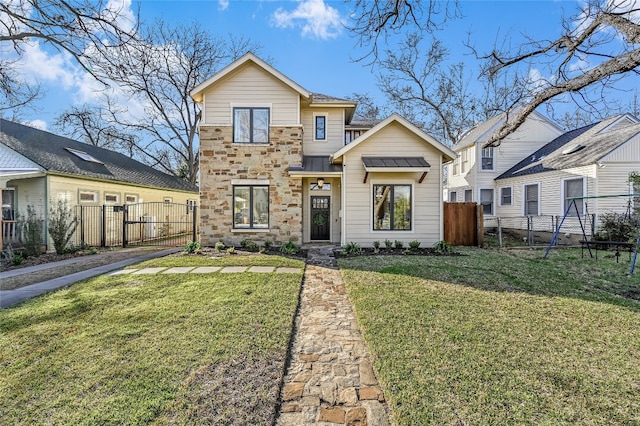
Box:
xmin=444 ymin=202 xmax=484 ymax=246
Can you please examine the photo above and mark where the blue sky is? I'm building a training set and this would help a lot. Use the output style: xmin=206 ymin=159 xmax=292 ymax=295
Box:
xmin=9 ymin=1 xmax=589 ymax=130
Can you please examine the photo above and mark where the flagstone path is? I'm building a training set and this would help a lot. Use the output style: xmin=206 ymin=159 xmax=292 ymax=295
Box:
xmin=275 ymin=246 xmax=391 ymax=426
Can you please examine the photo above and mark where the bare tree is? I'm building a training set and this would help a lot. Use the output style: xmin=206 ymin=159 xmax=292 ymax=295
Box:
xmin=347 ymin=92 xmax=385 ymax=121
xmin=350 ymin=0 xmax=640 ymax=144
xmin=0 ymin=0 xmax=137 ymax=112
xmin=348 ymin=0 xmax=460 ymax=62
xmin=477 ymin=0 xmax=640 ymax=146
xmin=374 ymin=33 xmax=518 ymax=145
xmin=53 ymin=105 xmax=138 ymax=151
xmin=57 ymin=20 xmax=262 ymax=184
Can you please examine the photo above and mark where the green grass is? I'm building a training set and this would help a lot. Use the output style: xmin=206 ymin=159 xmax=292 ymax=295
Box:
xmin=339 ymin=248 xmax=640 ymax=425
xmin=0 ymin=255 xmax=304 ymax=425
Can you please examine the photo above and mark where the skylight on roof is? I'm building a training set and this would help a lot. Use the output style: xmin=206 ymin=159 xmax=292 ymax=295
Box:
xmin=65 ymin=148 xmax=103 ymax=164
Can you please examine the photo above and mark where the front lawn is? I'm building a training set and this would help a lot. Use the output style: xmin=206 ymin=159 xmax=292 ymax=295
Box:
xmin=339 ymin=247 xmax=640 ymax=425
xmin=0 ymin=254 xmax=304 ymax=425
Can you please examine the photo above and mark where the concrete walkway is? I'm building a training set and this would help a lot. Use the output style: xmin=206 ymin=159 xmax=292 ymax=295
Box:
xmin=275 ymin=246 xmax=391 ymax=425
xmin=0 ymin=248 xmax=180 ymax=308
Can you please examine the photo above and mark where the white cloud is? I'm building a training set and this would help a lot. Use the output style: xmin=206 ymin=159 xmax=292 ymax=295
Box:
xmin=527 ymin=68 xmax=551 ymax=93
xmin=271 ymin=0 xmax=344 ymax=40
xmin=218 ymin=0 xmax=229 ymax=11
xmin=17 ymin=42 xmax=77 ymax=88
xmin=26 ymin=119 xmax=47 ymax=130
xmin=103 ymin=0 xmax=136 ymax=33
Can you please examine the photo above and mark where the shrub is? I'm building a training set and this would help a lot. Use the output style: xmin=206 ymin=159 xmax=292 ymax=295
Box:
xmin=384 ymin=239 xmax=393 ymax=249
xmin=227 ymin=247 xmax=236 ymax=254
xmin=372 ymin=241 xmax=381 ymax=249
xmin=263 ymin=239 xmax=272 ymax=250
xmin=343 ymin=242 xmax=363 ymax=255
xmin=240 ymin=239 xmax=248 ymax=248
xmin=433 ymin=240 xmax=451 ymax=253
xmin=394 ymin=240 xmax=404 ymax=249
xmin=596 ymin=213 xmax=640 ymax=243
xmin=215 ymin=241 xmax=225 ymax=251
xmin=409 ymin=240 xmax=421 ymax=250
xmin=280 ymin=240 xmax=300 ymax=255
xmin=184 ymin=240 xmax=201 ymax=254
xmin=12 ymin=253 xmax=24 ymax=266
xmin=22 ymin=205 xmax=44 ymax=257
xmin=48 ymin=199 xmax=78 ymax=255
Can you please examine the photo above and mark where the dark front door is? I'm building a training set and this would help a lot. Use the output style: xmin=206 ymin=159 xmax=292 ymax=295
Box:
xmin=310 ymin=196 xmax=330 ymax=240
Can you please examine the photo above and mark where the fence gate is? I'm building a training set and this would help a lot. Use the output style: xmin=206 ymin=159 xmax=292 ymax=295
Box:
xmin=444 ymin=202 xmax=484 ymax=246
xmin=75 ymin=202 xmax=198 ymax=248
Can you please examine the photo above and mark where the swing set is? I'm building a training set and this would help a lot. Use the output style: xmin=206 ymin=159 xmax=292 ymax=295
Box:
xmin=544 ymin=193 xmax=640 ymax=274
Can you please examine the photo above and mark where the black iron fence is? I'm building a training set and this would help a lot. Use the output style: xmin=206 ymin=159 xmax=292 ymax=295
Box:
xmin=1 ymin=202 xmax=198 ymax=251
xmin=74 ymin=202 xmax=198 ymax=248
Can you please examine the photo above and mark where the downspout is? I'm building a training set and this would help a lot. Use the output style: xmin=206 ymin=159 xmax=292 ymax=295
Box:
xmin=44 ymin=177 xmax=49 ymax=252
xmin=439 ymin=155 xmax=444 ymax=241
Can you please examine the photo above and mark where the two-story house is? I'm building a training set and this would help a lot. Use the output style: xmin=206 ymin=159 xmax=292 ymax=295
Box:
xmin=190 ymin=53 xmax=455 ymax=247
xmin=446 ymin=111 xmax=564 ymax=216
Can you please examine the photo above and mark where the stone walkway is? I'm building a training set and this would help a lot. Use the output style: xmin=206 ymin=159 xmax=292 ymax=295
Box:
xmin=276 ymin=246 xmax=391 ymax=426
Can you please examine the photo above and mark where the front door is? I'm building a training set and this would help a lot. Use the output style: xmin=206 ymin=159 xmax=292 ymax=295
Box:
xmin=310 ymin=196 xmax=330 ymax=240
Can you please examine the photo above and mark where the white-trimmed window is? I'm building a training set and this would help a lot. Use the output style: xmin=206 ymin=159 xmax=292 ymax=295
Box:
xmin=449 ymin=191 xmax=457 ymax=202
xmin=79 ymin=190 xmax=98 ymax=204
xmin=233 ymin=107 xmax=270 ymax=143
xmin=500 ymin=187 xmax=512 ymax=206
xmin=524 ymin=183 xmax=540 ymax=216
xmin=233 ymin=185 xmax=269 ymax=229
xmin=125 ymin=194 xmax=138 ymax=204
xmin=163 ymin=197 xmax=173 ymax=204
xmin=563 ymin=177 xmax=585 ymax=216
xmin=464 ymin=189 xmax=472 ymax=202
xmin=461 ymin=149 xmax=468 ymax=173
xmin=314 ymin=114 xmax=327 ymax=141
xmin=373 ymin=184 xmax=412 ymax=231
xmin=104 ymin=193 xmax=120 ymax=204
xmin=480 ymin=188 xmax=494 ymax=216
xmin=481 ymin=146 xmax=494 ymax=171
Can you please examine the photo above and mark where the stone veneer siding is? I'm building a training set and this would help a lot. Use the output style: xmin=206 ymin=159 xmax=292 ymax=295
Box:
xmin=199 ymin=125 xmax=303 ymax=247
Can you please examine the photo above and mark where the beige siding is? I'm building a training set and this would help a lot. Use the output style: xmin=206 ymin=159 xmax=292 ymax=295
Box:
xmin=202 ymin=63 xmax=300 ymax=126
xmin=595 ymin=163 xmax=639 ymax=217
xmin=301 ymin=108 xmax=345 ymax=155
xmin=342 ymin=122 xmax=443 ymax=246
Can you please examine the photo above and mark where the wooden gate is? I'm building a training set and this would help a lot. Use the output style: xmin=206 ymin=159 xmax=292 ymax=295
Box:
xmin=444 ymin=202 xmax=484 ymax=246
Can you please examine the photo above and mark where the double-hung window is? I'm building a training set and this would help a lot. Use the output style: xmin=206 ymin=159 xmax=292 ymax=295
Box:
xmin=564 ymin=178 xmax=584 ymax=216
xmin=480 ymin=189 xmax=494 ymax=216
xmin=500 ymin=187 xmax=512 ymax=206
xmin=233 ymin=185 xmax=269 ymax=229
xmin=464 ymin=189 xmax=472 ymax=202
xmin=315 ymin=115 xmax=326 ymax=140
xmin=449 ymin=191 xmax=457 ymax=202
xmin=233 ymin=107 xmax=269 ymax=143
xmin=373 ymin=184 xmax=411 ymax=230
xmin=481 ymin=147 xmax=494 ymax=170
xmin=524 ymin=184 xmax=539 ymax=216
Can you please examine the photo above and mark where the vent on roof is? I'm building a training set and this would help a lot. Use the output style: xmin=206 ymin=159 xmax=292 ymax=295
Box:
xmin=65 ymin=148 xmax=103 ymax=164
xmin=561 ymin=144 xmax=585 ymax=155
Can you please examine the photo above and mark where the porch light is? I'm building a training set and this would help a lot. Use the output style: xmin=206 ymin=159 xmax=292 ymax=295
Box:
xmin=316 ymin=177 xmax=325 ymax=188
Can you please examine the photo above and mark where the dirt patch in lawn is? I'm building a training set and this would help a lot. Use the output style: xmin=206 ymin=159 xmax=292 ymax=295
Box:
xmin=0 ymin=247 xmax=166 ymax=291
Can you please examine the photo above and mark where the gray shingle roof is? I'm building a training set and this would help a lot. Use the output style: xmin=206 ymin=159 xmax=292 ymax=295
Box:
xmin=496 ymin=115 xmax=640 ymax=180
xmin=0 ymin=119 xmax=198 ymax=193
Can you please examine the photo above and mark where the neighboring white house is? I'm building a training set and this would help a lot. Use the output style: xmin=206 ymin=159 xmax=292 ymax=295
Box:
xmin=494 ymin=114 xmax=640 ymax=229
xmin=446 ymin=111 xmax=564 ymax=217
